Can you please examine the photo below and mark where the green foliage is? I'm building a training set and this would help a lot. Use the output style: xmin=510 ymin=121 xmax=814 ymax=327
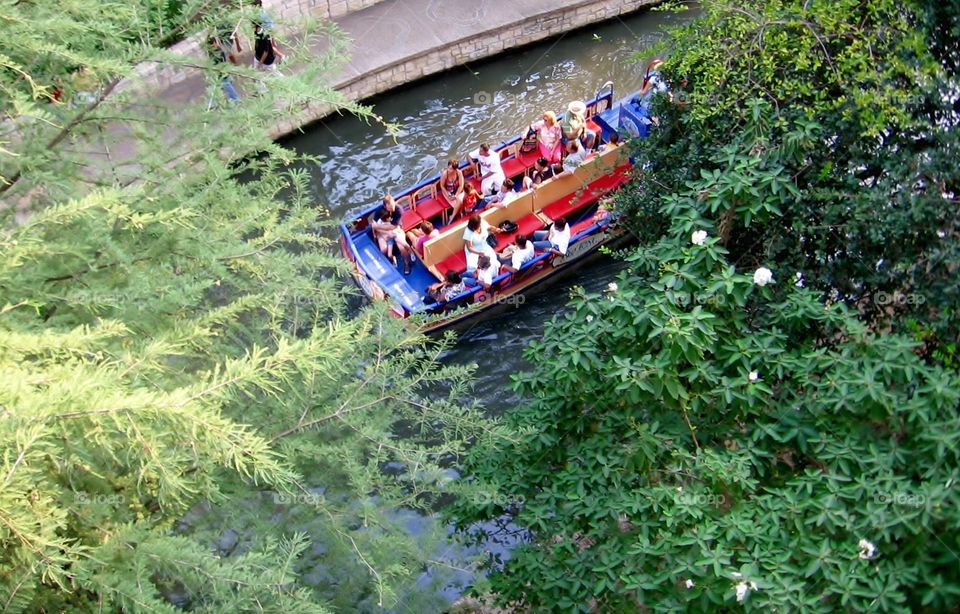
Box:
xmin=624 ymin=0 xmax=959 ymax=348
xmin=0 ymin=1 xmax=496 ymax=612
xmin=454 ymin=210 xmax=960 ymax=611
xmin=451 ymin=0 xmax=960 ymax=611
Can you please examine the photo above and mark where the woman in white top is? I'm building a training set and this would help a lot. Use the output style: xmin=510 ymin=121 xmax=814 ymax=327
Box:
xmin=531 ymin=217 xmax=571 ymax=256
xmin=474 ymin=143 xmax=506 ymax=196
xmin=462 ymin=214 xmax=499 ymax=272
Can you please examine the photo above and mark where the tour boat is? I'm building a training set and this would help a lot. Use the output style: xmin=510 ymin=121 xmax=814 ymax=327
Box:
xmin=339 ymin=82 xmax=653 ymax=332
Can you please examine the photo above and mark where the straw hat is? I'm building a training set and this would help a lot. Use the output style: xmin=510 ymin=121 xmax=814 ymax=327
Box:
xmin=567 ymin=100 xmax=587 ymax=116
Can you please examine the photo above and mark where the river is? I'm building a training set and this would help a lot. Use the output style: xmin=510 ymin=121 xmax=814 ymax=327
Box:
xmin=278 ymin=7 xmax=695 ymax=611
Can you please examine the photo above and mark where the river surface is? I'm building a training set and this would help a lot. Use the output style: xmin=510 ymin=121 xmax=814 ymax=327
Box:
xmin=284 ymin=6 xmax=694 ymax=415
xmin=277 ymin=7 xmax=696 ymax=611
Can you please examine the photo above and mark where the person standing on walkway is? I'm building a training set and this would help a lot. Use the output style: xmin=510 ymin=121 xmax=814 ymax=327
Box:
xmin=252 ymin=21 xmax=283 ymax=91
xmin=208 ymin=35 xmax=241 ymax=103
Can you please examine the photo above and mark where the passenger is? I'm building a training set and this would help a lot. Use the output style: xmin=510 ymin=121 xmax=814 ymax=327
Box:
xmin=593 ymin=199 xmax=621 ymax=226
xmin=438 ymin=159 xmax=465 ymax=219
xmin=525 ymin=111 xmax=563 ymax=163
xmin=599 ymin=132 xmax=621 ymax=151
xmin=425 ymin=270 xmax=466 ymax=305
xmin=637 ymin=59 xmax=667 ymax=126
xmin=484 ymin=178 xmax=519 ymax=209
xmin=531 ymin=217 xmax=571 ymax=256
xmin=406 ymin=220 xmax=439 ymax=256
xmin=638 ymin=59 xmax=667 ymax=101
xmin=462 ymin=214 xmax=499 ymax=272
xmin=456 ymin=182 xmax=482 ymax=218
xmin=560 ymin=100 xmax=597 ymax=150
xmin=369 ymin=195 xmax=414 ymax=274
xmin=499 ymin=234 xmax=535 ymax=273
xmin=524 ymin=157 xmax=556 ymax=189
xmin=474 ymin=143 xmax=506 ymax=196
xmin=463 ymin=254 xmax=502 ymax=290
xmin=559 ymin=140 xmax=589 ymax=175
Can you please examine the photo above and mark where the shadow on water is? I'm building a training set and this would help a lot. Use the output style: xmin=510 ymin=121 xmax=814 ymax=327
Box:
xmin=207 ymin=7 xmax=698 ymax=611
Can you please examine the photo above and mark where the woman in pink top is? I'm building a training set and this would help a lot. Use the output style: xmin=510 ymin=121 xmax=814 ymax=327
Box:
xmin=527 ymin=111 xmax=562 ymax=164
xmin=406 ymin=220 xmax=439 ymax=256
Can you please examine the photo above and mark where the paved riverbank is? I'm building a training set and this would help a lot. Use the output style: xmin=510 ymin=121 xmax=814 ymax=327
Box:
xmin=271 ymin=0 xmax=661 ymax=136
xmin=133 ymin=0 xmax=661 ymax=139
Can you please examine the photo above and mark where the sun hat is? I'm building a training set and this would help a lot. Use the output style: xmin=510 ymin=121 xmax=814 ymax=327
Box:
xmin=567 ymin=100 xmax=587 ymax=116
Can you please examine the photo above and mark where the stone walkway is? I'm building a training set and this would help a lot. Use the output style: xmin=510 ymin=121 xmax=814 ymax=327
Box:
xmin=150 ymin=0 xmax=657 ymax=137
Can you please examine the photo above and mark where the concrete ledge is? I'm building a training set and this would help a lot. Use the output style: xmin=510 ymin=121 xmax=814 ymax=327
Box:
xmin=269 ymin=0 xmax=658 ymax=138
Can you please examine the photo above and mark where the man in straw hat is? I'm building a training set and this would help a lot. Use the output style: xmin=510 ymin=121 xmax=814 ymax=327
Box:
xmin=560 ymin=100 xmax=597 ymax=151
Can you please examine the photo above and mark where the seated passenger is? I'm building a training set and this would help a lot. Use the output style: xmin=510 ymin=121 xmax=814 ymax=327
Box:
xmin=525 ymin=111 xmax=563 ymax=164
xmin=438 ymin=159 xmax=464 ymax=219
xmin=531 ymin=217 xmax=571 ymax=256
xmin=560 ymin=140 xmax=589 ymax=175
xmin=463 ymin=254 xmax=501 ymax=290
xmin=406 ymin=220 xmax=439 ymax=256
xmin=593 ymin=198 xmax=622 ymax=226
xmin=454 ymin=182 xmax=482 ymax=219
xmin=369 ymin=195 xmax=414 ymax=274
xmin=523 ymin=157 xmax=556 ymax=190
xmin=484 ymin=178 xmax=519 ymax=209
xmin=560 ymin=100 xmax=597 ymax=151
xmin=463 ymin=214 xmax=499 ymax=272
xmin=425 ymin=270 xmax=466 ymax=305
xmin=599 ymin=132 xmax=621 ymax=151
xmin=474 ymin=143 xmax=506 ymax=196
xmin=499 ymin=234 xmax=535 ymax=273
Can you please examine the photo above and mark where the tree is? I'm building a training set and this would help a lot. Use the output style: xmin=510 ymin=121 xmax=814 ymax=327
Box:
xmin=451 ymin=0 xmax=960 ymax=611
xmin=624 ymin=0 xmax=959 ymax=359
xmin=1 ymin=2 xmax=497 ymax=611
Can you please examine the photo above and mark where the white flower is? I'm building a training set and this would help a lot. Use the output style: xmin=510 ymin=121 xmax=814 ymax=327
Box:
xmin=735 ymin=581 xmax=750 ymax=602
xmin=685 ymin=578 xmax=696 ymax=589
xmin=586 ymin=315 xmax=594 ymax=323
xmin=607 ymin=282 xmax=618 ymax=292
xmin=795 ymin=272 xmax=804 ymax=288
xmin=938 ymin=230 xmax=947 ymax=239
xmin=753 ymin=267 xmax=774 ymax=287
xmin=749 ymin=581 xmax=758 ymax=591
xmin=748 ymin=371 xmax=759 ymax=382
xmin=858 ymin=538 xmax=877 ymax=560
xmin=691 ymin=230 xmax=708 ymax=246
xmin=731 ymin=572 xmax=743 ymax=579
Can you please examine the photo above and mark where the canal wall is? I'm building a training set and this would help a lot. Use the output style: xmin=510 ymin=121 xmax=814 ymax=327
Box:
xmin=271 ymin=0 xmax=661 ymax=138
